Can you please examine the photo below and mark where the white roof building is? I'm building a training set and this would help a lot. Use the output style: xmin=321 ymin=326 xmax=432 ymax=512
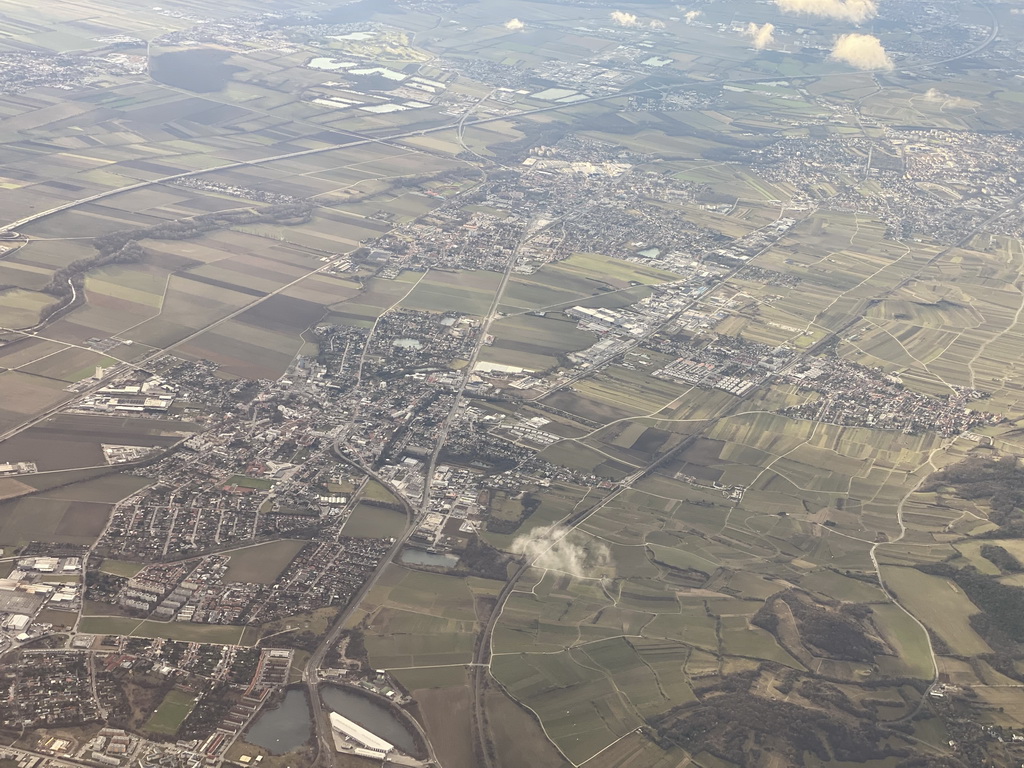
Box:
xmin=329 ymin=712 xmax=393 ymax=756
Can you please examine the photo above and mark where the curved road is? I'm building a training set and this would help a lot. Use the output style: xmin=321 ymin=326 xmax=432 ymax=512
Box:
xmin=2 ymin=7 xmax=1000 ymax=241
xmin=0 ymin=6 xmax=1001 ymax=764
xmin=301 ymin=444 xmax=440 ymax=767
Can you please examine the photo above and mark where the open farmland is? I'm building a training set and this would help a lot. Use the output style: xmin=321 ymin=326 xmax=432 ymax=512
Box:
xmin=0 ymin=0 xmax=1023 ymax=767
xmin=350 ymin=566 xmax=502 ymax=670
xmin=342 ymin=502 xmax=407 ymax=539
xmin=0 ymin=413 xmax=192 ymax=471
xmin=0 ymin=473 xmax=149 ymax=546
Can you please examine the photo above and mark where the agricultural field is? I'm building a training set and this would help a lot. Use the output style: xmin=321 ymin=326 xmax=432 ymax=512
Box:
xmin=349 ymin=565 xmax=501 ymax=670
xmin=0 ymin=472 xmax=150 ymax=546
xmin=481 ymin=381 xmax=1002 ymax=761
xmin=0 ymin=413 xmax=193 ymax=472
xmin=0 ymin=0 xmax=1024 ymax=767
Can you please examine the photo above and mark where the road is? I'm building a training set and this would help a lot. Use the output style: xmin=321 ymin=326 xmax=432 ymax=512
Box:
xmin=303 ymin=446 xmax=435 ymax=768
xmin=468 ymin=417 xmax=750 ymax=764
xmin=0 ymin=6 xmax=1004 ymax=763
xmin=4 ymin=28 xmax=999 ymax=242
xmin=305 ymin=210 xmax=530 ymax=764
xmin=530 ymin=201 xmax=801 ymax=403
xmin=868 ymin=445 xmax=947 ymax=722
xmin=0 ymin=232 xmax=354 ymax=447
xmin=307 ymin=209 xmax=559 ymax=765
xmin=416 ymin=226 xmax=522 ymax=514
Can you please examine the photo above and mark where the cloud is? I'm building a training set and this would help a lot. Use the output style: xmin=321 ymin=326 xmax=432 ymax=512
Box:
xmin=511 ymin=524 xmax=612 ymax=577
xmin=744 ymin=21 xmax=776 ymax=50
xmin=922 ymin=87 xmax=965 ymax=108
xmin=611 ymin=10 xmax=640 ymax=27
xmin=684 ymin=10 xmax=702 ymax=22
xmin=774 ymin=0 xmax=878 ymax=23
xmin=830 ymin=32 xmax=893 ymax=70
xmin=504 ymin=17 xmax=525 ymax=31
xmin=649 ymin=19 xmax=666 ymax=29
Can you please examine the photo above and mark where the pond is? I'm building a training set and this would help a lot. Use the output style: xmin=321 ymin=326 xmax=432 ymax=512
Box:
xmin=245 ymin=689 xmax=312 ymax=755
xmin=150 ymin=48 xmax=242 ymax=92
xmin=392 ymin=338 xmax=423 ymax=350
xmin=399 ymin=548 xmax=460 ymax=568
xmin=320 ymin=685 xmax=418 ymax=755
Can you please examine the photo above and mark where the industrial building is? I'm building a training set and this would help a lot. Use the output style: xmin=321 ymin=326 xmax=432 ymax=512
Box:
xmin=329 ymin=711 xmax=393 ymax=760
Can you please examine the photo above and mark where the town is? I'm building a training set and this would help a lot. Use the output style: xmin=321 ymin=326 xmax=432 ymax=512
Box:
xmin=0 ymin=0 xmax=1022 ymax=766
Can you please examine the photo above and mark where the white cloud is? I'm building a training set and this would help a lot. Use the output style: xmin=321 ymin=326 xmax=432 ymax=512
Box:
xmin=744 ymin=21 xmax=776 ymax=50
xmin=684 ymin=10 xmax=702 ymax=22
xmin=511 ymin=524 xmax=612 ymax=577
xmin=774 ymin=0 xmax=878 ymax=23
xmin=922 ymin=87 xmax=965 ymax=108
xmin=830 ymin=33 xmax=894 ymax=70
xmin=611 ymin=10 xmax=640 ymax=27
xmin=504 ymin=17 xmax=525 ymax=31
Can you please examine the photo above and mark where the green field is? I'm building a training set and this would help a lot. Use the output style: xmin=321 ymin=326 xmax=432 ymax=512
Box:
xmin=144 ymin=689 xmax=198 ymax=737
xmin=352 ymin=565 xmax=502 ymax=669
xmin=880 ymin=566 xmax=990 ymax=657
xmin=95 ymin=557 xmax=143 ymax=577
xmin=342 ymin=502 xmax=407 ymax=539
xmin=79 ymin=616 xmax=251 ymax=645
xmin=362 ymin=480 xmax=399 ymax=504
xmin=224 ymin=539 xmax=307 ymax=584
xmin=0 ymin=2 xmax=1023 ymax=766
xmin=226 ymin=475 xmax=276 ymax=491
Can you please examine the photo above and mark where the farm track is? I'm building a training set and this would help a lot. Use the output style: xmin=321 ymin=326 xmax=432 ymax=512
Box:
xmin=0 ymin=4 xmax=1005 ymax=764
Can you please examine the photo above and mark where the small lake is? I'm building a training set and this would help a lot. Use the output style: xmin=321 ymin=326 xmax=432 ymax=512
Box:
xmin=392 ymin=338 xmax=423 ymax=350
xmin=320 ymin=685 xmax=417 ymax=755
xmin=150 ymin=48 xmax=242 ymax=92
xmin=399 ymin=548 xmax=460 ymax=568
xmin=245 ymin=689 xmax=312 ymax=755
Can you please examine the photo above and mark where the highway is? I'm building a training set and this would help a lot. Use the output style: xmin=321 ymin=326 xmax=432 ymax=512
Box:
xmin=0 ymin=5 xmax=1005 ymax=763
xmin=0 ymin=79 xmax=723 ymax=238
xmin=416 ymin=219 xmax=530 ymax=514
xmin=305 ymin=210 xmax=533 ymax=765
xmin=3 ymin=36 xmax=993 ymax=241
